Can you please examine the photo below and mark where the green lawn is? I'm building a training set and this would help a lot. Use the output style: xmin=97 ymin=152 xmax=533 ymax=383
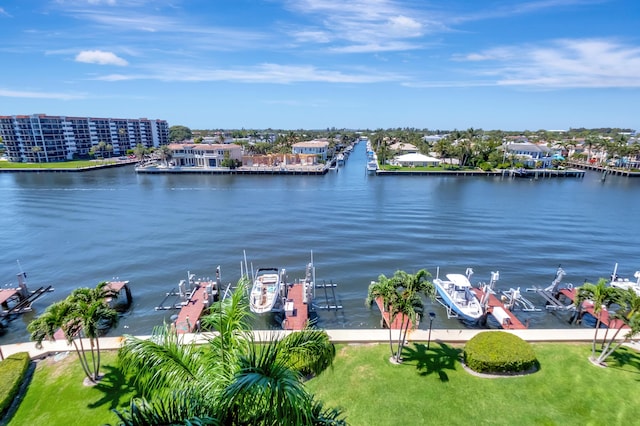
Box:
xmin=8 ymin=351 xmax=135 ymax=426
xmin=307 ymin=342 xmax=640 ymax=426
xmin=0 ymin=160 xmax=118 ymax=169
xmin=5 ymin=343 xmax=640 ymax=425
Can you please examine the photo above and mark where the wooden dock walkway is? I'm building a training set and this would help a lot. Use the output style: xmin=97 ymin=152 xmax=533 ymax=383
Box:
xmin=282 ymin=282 xmax=309 ymax=330
xmin=374 ymin=297 xmax=412 ymax=330
xmin=174 ymin=284 xmax=213 ymax=333
xmin=472 ymin=288 xmax=527 ymax=330
xmin=557 ymin=288 xmax=627 ymax=328
xmin=568 ymin=161 xmax=640 ymax=177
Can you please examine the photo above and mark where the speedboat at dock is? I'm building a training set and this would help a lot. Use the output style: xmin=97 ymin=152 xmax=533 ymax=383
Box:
xmin=433 ymin=268 xmax=484 ymax=322
xmin=250 ymin=268 xmax=285 ymax=314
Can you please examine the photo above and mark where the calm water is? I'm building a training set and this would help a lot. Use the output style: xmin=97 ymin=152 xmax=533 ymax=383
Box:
xmin=1 ymin=142 xmax=639 ymax=343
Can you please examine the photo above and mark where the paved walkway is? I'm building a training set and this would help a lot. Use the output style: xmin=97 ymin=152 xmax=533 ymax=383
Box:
xmin=2 ymin=328 xmax=638 ymax=360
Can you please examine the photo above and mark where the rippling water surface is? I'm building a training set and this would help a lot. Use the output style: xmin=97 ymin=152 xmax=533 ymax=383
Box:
xmin=1 ymin=142 xmax=639 ymax=343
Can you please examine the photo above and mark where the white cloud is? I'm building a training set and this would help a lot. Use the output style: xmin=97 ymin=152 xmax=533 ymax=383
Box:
xmin=285 ymin=0 xmax=443 ymax=53
xmin=330 ymin=42 xmax=423 ymax=54
xmin=87 ymin=0 xmax=117 ymax=5
xmin=75 ymin=50 xmax=128 ymax=66
xmin=291 ymin=30 xmax=332 ymax=44
xmin=0 ymin=88 xmax=84 ymax=100
xmin=92 ymin=63 xmax=405 ymax=84
xmin=453 ymin=38 xmax=640 ymax=88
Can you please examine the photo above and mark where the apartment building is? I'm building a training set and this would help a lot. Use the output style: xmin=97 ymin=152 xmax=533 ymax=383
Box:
xmin=0 ymin=114 xmax=169 ymax=162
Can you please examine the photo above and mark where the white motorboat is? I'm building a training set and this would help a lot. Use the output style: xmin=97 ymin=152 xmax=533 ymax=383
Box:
xmin=609 ymin=263 xmax=640 ymax=296
xmin=366 ymin=146 xmax=378 ymax=175
xmin=433 ymin=268 xmax=484 ymax=321
xmin=250 ymin=267 xmax=285 ymax=314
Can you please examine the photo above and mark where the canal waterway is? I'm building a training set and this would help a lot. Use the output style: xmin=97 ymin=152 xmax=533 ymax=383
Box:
xmin=1 ymin=141 xmax=639 ymax=343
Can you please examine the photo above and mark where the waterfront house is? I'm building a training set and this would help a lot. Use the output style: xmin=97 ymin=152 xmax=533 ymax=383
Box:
xmin=292 ymin=140 xmax=329 ymax=161
xmin=169 ymin=143 xmax=242 ymax=168
xmin=504 ymin=142 xmax=552 ymax=168
xmin=242 ymin=153 xmax=318 ymax=167
xmin=389 ymin=142 xmax=419 ymax=154
xmin=394 ymin=153 xmax=441 ymax=167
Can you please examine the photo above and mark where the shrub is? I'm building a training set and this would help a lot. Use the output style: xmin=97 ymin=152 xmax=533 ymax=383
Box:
xmin=477 ymin=162 xmax=494 ymax=171
xmin=0 ymin=352 xmax=31 ymax=416
xmin=464 ymin=331 xmax=538 ymax=374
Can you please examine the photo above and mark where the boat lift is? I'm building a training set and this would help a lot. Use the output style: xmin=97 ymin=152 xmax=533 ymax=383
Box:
xmin=525 ymin=266 xmax=576 ymax=312
xmin=155 ymin=267 xmax=222 ymax=311
xmin=500 ymin=287 xmax=540 ymax=311
xmin=0 ymin=261 xmax=54 ymax=327
xmin=307 ymin=253 xmax=342 ymax=312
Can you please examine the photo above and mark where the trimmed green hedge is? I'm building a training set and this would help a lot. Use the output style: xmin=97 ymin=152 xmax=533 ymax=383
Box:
xmin=464 ymin=331 xmax=538 ymax=374
xmin=0 ymin=352 xmax=31 ymax=417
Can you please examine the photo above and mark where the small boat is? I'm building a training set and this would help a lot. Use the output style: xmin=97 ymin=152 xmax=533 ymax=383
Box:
xmin=336 ymin=153 xmax=345 ymax=166
xmin=433 ymin=268 xmax=484 ymax=322
xmin=608 ymin=263 xmax=640 ymax=296
xmin=366 ymin=158 xmax=378 ymax=175
xmin=250 ymin=268 xmax=285 ymax=314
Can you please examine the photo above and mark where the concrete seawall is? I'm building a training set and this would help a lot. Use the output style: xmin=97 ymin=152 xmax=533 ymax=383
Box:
xmin=3 ymin=328 xmax=635 ymax=360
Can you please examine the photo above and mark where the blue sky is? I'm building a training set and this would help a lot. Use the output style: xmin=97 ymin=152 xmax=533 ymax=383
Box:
xmin=1 ymin=0 xmax=639 ymax=131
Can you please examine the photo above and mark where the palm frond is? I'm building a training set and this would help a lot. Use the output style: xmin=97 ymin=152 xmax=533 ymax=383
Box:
xmin=118 ymin=325 xmax=215 ymax=397
xmin=112 ymin=393 xmax=220 ymax=426
xmin=219 ymin=339 xmax=314 ymax=425
xmin=278 ymin=329 xmax=336 ymax=376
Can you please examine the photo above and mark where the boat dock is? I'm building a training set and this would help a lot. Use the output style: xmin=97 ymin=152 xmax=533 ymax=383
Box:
xmin=472 ymin=287 xmax=527 ymax=330
xmin=1 ymin=269 xmax=54 ymax=327
xmin=374 ymin=297 xmax=412 ymax=330
xmin=552 ymin=287 xmax=627 ymax=328
xmin=280 ymin=258 xmax=342 ymax=331
xmin=104 ymin=280 xmax=132 ymax=311
xmin=282 ymin=281 xmax=309 ymax=330
xmin=156 ymin=269 xmax=221 ymax=334
xmin=568 ymin=161 xmax=640 ymax=177
xmin=173 ymin=284 xmax=213 ymax=333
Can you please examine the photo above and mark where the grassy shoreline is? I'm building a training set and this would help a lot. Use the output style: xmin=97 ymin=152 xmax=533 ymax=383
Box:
xmin=6 ymin=342 xmax=640 ymax=425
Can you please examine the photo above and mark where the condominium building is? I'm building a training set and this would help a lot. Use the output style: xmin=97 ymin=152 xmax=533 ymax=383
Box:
xmin=0 ymin=114 xmax=169 ymax=162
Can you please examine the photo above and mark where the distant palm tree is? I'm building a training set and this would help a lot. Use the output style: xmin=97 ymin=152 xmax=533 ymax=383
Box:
xmin=133 ymin=143 xmax=147 ymax=162
xmin=156 ymin=144 xmax=173 ymax=166
xmin=31 ymin=145 xmax=43 ymax=163
xmin=584 ymin=135 xmax=599 ymax=162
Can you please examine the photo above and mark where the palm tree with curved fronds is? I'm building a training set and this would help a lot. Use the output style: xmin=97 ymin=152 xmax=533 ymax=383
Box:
xmin=591 ymin=288 xmax=640 ymax=366
xmin=392 ymin=269 xmax=434 ymax=362
xmin=575 ymin=278 xmax=624 ymax=362
xmin=28 ymin=281 xmax=119 ymax=383
xmin=366 ymin=269 xmax=434 ymax=363
xmin=366 ymin=274 xmax=400 ymax=358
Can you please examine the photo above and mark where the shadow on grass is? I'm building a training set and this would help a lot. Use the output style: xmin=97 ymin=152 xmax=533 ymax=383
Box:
xmin=401 ymin=340 xmax=462 ymax=382
xmin=87 ymin=365 xmax=136 ymax=411
xmin=607 ymin=346 xmax=640 ymax=376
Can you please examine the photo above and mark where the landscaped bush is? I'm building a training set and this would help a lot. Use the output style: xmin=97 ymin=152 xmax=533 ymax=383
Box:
xmin=0 ymin=352 xmax=31 ymax=417
xmin=477 ymin=162 xmax=494 ymax=171
xmin=464 ymin=331 xmax=538 ymax=374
